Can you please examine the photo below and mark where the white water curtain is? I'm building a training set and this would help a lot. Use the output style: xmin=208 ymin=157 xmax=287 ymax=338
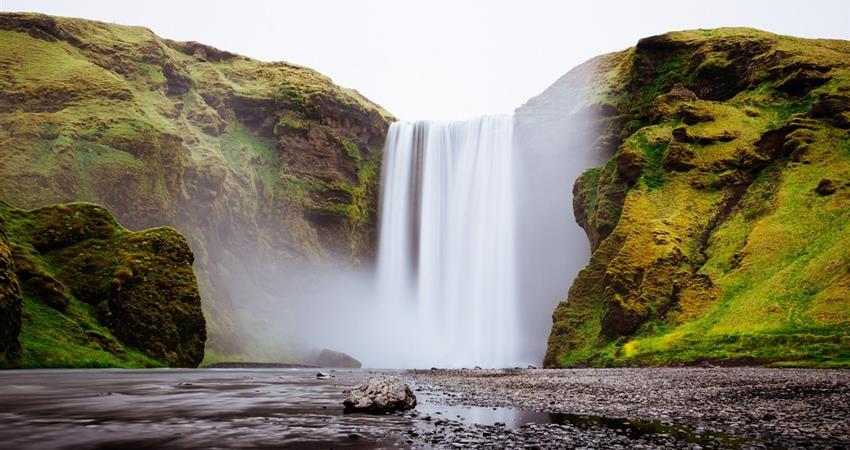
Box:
xmin=376 ymin=115 xmax=518 ymax=368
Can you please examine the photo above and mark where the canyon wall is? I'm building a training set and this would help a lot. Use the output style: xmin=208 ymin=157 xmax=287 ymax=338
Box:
xmin=0 ymin=13 xmax=392 ymax=362
xmin=541 ymin=28 xmax=850 ymax=367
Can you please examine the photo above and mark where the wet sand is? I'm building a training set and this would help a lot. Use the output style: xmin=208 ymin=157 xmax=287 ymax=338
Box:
xmin=0 ymin=368 xmax=407 ymax=449
xmin=0 ymin=367 xmax=847 ymax=449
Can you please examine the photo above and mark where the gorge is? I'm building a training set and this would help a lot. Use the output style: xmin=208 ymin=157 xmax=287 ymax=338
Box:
xmin=0 ymin=13 xmax=848 ymax=370
xmin=1 ymin=7 xmax=849 ymax=449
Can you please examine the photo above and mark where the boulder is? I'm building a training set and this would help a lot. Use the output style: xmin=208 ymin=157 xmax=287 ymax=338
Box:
xmin=815 ymin=179 xmax=838 ymax=196
xmin=343 ymin=376 xmax=417 ymax=414
xmin=0 ymin=201 xmax=206 ymax=368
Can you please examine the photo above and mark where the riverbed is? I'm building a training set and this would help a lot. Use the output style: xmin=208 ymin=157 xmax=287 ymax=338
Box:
xmin=0 ymin=368 xmax=847 ymax=449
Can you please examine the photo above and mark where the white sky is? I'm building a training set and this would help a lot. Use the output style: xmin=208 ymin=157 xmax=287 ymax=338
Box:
xmin=4 ymin=0 xmax=850 ymax=120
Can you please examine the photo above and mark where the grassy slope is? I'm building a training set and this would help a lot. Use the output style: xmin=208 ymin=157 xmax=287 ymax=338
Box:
xmin=0 ymin=13 xmax=392 ymax=364
xmin=546 ymin=28 xmax=850 ymax=367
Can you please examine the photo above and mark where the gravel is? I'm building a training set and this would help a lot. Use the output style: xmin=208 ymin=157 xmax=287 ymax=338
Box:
xmin=400 ymin=367 xmax=850 ymax=449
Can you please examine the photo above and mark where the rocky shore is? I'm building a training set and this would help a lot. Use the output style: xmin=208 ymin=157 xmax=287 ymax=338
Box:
xmin=403 ymin=367 xmax=850 ymax=449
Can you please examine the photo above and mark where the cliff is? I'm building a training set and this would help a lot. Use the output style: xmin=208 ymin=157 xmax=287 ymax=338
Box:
xmin=0 ymin=13 xmax=392 ymax=361
xmin=538 ymin=28 xmax=850 ymax=367
xmin=0 ymin=201 xmax=205 ymax=368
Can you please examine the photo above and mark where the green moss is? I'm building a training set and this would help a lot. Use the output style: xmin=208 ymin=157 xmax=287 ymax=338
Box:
xmin=217 ymin=121 xmax=278 ymax=187
xmin=546 ymin=27 xmax=850 ymax=368
xmin=275 ymin=115 xmax=307 ymax=132
xmin=636 ymin=133 xmax=668 ymax=189
xmin=630 ymin=55 xmax=691 ymax=114
xmin=275 ymin=84 xmax=305 ymax=106
xmin=18 ymin=296 xmax=162 ymax=368
xmin=579 ymin=167 xmax=602 ymax=221
xmin=342 ymin=139 xmax=363 ymax=161
xmin=0 ymin=201 xmax=205 ymax=368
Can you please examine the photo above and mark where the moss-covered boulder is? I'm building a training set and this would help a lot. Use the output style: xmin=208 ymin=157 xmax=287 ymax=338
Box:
xmin=0 ymin=13 xmax=392 ymax=361
xmin=0 ymin=219 xmax=23 ymax=365
xmin=537 ymin=28 xmax=850 ymax=368
xmin=0 ymin=201 xmax=205 ymax=368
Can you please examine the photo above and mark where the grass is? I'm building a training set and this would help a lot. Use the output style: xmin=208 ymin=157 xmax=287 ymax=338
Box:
xmin=18 ymin=297 xmax=162 ymax=368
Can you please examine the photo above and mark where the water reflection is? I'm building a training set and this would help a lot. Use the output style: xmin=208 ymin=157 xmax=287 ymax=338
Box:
xmin=416 ymin=402 xmax=755 ymax=449
xmin=416 ymin=403 xmax=546 ymax=428
xmin=0 ymin=369 xmax=408 ymax=449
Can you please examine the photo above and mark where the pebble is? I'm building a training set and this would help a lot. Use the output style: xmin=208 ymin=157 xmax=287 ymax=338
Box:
xmin=401 ymin=367 xmax=850 ymax=449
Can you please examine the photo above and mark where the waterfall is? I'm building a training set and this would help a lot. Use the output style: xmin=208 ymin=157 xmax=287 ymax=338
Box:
xmin=376 ymin=115 xmax=519 ymax=368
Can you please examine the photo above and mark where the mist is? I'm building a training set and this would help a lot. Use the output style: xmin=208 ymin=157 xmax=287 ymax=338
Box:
xmin=210 ymin=67 xmax=607 ymax=368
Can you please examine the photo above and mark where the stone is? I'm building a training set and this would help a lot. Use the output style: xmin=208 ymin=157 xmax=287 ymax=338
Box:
xmin=663 ymin=142 xmax=697 ymax=171
xmin=815 ymin=179 xmax=838 ymax=196
xmin=0 ymin=201 xmax=205 ymax=368
xmin=343 ymin=376 xmax=417 ymax=414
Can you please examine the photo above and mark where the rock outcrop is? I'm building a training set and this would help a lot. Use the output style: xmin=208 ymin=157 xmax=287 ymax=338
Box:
xmin=343 ymin=376 xmax=417 ymax=414
xmin=312 ymin=348 xmax=362 ymax=368
xmin=0 ymin=201 xmax=205 ymax=368
xmin=536 ymin=28 xmax=850 ymax=367
xmin=0 ymin=13 xmax=392 ymax=362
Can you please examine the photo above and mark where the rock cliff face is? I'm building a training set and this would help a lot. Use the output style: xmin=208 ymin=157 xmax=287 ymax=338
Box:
xmin=0 ymin=201 xmax=205 ymax=368
xmin=539 ymin=28 xmax=850 ymax=367
xmin=0 ymin=13 xmax=392 ymax=361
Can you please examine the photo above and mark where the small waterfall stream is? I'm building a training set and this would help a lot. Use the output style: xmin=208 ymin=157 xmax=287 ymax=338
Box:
xmin=376 ymin=115 xmax=519 ymax=367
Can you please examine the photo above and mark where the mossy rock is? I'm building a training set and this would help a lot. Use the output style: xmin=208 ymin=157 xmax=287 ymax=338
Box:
xmin=0 ymin=218 xmax=23 ymax=364
xmin=0 ymin=201 xmax=205 ymax=368
xmin=544 ymin=28 xmax=850 ymax=368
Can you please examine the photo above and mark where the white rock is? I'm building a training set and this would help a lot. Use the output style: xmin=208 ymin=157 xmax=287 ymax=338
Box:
xmin=343 ymin=376 xmax=417 ymax=414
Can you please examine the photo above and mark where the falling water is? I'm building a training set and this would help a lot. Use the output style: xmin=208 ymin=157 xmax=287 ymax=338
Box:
xmin=376 ymin=115 xmax=519 ymax=368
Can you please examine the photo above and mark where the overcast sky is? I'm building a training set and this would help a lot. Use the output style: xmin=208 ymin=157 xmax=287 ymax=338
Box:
xmin=4 ymin=0 xmax=850 ymax=120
